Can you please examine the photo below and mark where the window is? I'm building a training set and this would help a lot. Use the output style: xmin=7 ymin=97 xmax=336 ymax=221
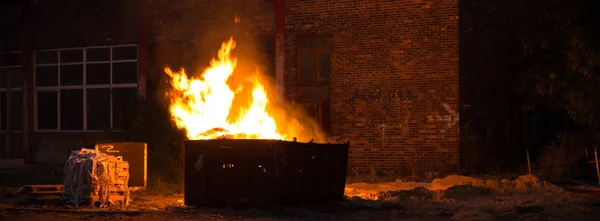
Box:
xmin=296 ymin=36 xmax=332 ymax=132
xmin=256 ymin=37 xmax=276 ymax=80
xmin=34 ymin=45 xmax=139 ymax=131
xmin=0 ymin=52 xmax=23 ymax=131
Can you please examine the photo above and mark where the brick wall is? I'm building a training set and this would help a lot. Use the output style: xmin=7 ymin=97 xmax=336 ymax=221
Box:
xmin=286 ymin=0 xmax=459 ymax=174
xmin=15 ymin=0 xmax=460 ymax=173
xmin=31 ymin=0 xmax=139 ymax=48
xmin=151 ymin=0 xmax=460 ymax=174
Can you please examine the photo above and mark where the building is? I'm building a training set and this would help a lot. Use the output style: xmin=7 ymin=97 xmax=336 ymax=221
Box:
xmin=1 ymin=0 xmax=466 ymax=175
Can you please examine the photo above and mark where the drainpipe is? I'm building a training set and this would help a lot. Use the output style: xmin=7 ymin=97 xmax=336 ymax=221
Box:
xmin=275 ymin=0 xmax=284 ymax=102
xmin=4 ymin=29 xmax=11 ymax=159
xmin=138 ymin=0 xmax=148 ymax=99
xmin=22 ymin=0 xmax=33 ymax=162
xmin=1 ymin=26 xmax=8 ymax=158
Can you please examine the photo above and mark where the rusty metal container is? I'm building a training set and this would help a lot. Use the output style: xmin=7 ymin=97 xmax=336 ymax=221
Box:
xmin=184 ymin=139 xmax=349 ymax=207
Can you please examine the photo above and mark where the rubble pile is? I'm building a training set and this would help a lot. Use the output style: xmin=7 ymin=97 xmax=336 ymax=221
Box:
xmin=62 ymin=148 xmax=130 ymax=207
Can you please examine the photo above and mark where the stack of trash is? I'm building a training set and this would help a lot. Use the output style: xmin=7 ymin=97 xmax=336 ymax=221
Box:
xmin=62 ymin=148 xmax=130 ymax=207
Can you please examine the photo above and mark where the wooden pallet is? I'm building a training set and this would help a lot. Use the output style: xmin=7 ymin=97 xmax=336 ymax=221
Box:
xmin=89 ymin=190 xmax=130 ymax=206
xmin=23 ymin=185 xmax=63 ymax=194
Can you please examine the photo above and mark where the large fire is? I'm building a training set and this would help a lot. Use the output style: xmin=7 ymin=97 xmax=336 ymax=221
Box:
xmin=165 ymin=37 xmax=308 ymax=141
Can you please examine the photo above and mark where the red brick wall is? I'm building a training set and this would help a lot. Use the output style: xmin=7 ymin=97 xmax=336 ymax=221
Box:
xmin=17 ymin=0 xmax=460 ymax=173
xmin=285 ymin=0 xmax=459 ymax=174
xmin=150 ymin=0 xmax=460 ymax=174
xmin=31 ymin=0 xmax=139 ymax=48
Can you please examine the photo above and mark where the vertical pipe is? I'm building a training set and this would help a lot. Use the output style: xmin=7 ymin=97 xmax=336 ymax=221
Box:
xmin=5 ymin=58 xmax=11 ymax=159
xmin=137 ymin=0 xmax=148 ymax=99
xmin=522 ymin=109 xmax=528 ymax=165
xmin=594 ymin=146 xmax=599 ymax=185
xmin=22 ymin=0 xmax=33 ymax=162
xmin=1 ymin=27 xmax=8 ymax=158
xmin=526 ymin=149 xmax=531 ymax=174
xmin=275 ymin=0 xmax=284 ymax=102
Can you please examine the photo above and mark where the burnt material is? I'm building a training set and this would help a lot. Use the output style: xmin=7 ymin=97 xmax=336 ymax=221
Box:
xmin=184 ymin=139 xmax=349 ymax=207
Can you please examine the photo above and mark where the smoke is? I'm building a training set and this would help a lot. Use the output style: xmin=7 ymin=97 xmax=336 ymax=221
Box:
xmin=225 ymin=35 xmax=328 ymax=143
xmin=151 ymin=2 xmax=327 ymax=143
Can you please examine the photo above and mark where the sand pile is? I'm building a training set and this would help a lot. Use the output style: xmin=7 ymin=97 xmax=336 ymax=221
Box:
xmin=345 ymin=174 xmax=566 ymax=201
xmin=429 ymin=174 xmax=565 ymax=194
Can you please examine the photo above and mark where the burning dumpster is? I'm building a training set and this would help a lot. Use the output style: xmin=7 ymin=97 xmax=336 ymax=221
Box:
xmin=184 ymin=139 xmax=349 ymax=206
xmin=164 ymin=37 xmax=350 ymax=206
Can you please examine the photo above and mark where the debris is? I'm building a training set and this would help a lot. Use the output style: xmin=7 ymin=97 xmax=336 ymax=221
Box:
xmin=23 ymin=185 xmax=63 ymax=194
xmin=62 ymin=148 xmax=130 ymax=207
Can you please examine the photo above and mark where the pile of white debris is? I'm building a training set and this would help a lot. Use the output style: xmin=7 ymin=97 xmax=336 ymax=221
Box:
xmin=62 ymin=148 xmax=130 ymax=207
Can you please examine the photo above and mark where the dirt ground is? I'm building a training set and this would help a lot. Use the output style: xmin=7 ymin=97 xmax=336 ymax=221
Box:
xmin=1 ymin=191 xmax=600 ymax=221
xmin=1 ymin=210 xmax=442 ymax=221
xmin=2 ymin=175 xmax=600 ymax=220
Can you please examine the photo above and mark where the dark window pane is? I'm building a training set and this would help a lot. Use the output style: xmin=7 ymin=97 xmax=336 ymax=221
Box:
xmin=86 ymin=48 xmax=110 ymax=62
xmin=112 ymin=87 xmax=137 ymax=130
xmin=260 ymin=37 xmax=274 ymax=50
xmin=299 ymin=51 xmax=315 ymax=83
xmin=86 ymin=88 xmax=110 ymax=130
xmin=35 ymin=50 xmax=58 ymax=64
xmin=60 ymin=89 xmax=83 ymax=130
xmin=86 ymin=63 xmax=110 ymax=85
xmin=1 ymin=68 xmax=23 ymax=88
xmin=9 ymin=91 xmax=23 ymax=130
xmin=0 ymin=92 xmax=4 ymax=130
xmin=297 ymin=86 xmax=330 ymax=100
xmin=112 ymin=46 xmax=137 ymax=60
xmin=35 ymin=66 xmax=58 ymax=87
xmin=3 ymin=52 xmax=22 ymax=66
xmin=320 ymin=100 xmax=330 ymax=133
xmin=60 ymin=49 xmax=83 ymax=63
xmin=37 ymin=91 xmax=58 ymax=130
xmin=298 ymin=36 xmax=332 ymax=48
xmin=259 ymin=50 xmax=275 ymax=80
xmin=317 ymin=51 xmax=331 ymax=81
xmin=112 ymin=62 xmax=137 ymax=84
xmin=60 ymin=64 xmax=83 ymax=86
xmin=298 ymin=102 xmax=317 ymax=120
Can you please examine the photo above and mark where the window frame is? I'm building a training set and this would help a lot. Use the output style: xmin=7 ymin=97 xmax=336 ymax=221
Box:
xmin=0 ymin=51 xmax=23 ymax=132
xmin=295 ymin=35 xmax=333 ymax=133
xmin=295 ymin=34 xmax=332 ymax=87
xmin=258 ymin=35 xmax=277 ymax=81
xmin=33 ymin=45 xmax=139 ymax=132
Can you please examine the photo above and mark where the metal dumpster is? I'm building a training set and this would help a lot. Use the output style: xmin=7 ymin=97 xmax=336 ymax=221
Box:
xmin=184 ymin=139 xmax=349 ymax=207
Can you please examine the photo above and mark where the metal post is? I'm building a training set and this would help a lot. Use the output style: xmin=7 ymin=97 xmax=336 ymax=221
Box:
xmin=526 ymin=149 xmax=531 ymax=174
xmin=2 ymin=27 xmax=10 ymax=158
xmin=594 ymin=146 xmax=600 ymax=185
xmin=137 ymin=0 xmax=148 ymax=99
xmin=22 ymin=0 xmax=33 ymax=162
xmin=275 ymin=0 xmax=285 ymax=102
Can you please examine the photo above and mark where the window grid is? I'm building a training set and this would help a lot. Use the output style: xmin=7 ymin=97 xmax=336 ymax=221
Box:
xmin=0 ymin=51 xmax=23 ymax=132
xmin=34 ymin=45 xmax=138 ymax=132
xmin=295 ymin=36 xmax=332 ymax=133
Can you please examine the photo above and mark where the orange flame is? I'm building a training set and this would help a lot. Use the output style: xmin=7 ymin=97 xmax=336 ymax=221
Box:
xmin=164 ymin=37 xmax=290 ymax=140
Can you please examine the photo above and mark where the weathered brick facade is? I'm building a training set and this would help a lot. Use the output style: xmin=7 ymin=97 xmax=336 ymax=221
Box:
xmin=151 ymin=0 xmax=460 ymax=174
xmin=3 ymin=0 xmax=460 ymax=174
